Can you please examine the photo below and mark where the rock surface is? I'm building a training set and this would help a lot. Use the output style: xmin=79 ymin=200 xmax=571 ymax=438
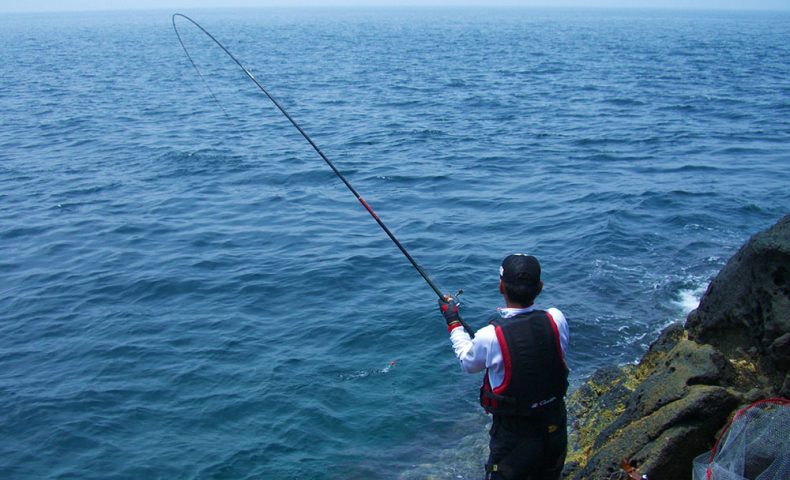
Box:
xmin=563 ymin=214 xmax=790 ymax=480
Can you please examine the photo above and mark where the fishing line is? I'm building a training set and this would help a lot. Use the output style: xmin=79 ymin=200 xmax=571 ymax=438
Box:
xmin=172 ymin=13 xmax=474 ymax=338
xmin=172 ymin=17 xmax=230 ymax=118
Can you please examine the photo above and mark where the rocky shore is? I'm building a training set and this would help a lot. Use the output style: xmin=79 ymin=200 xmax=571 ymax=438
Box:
xmin=563 ymin=214 xmax=790 ymax=480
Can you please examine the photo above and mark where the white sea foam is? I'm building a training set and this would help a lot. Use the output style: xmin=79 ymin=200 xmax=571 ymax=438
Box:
xmin=673 ymin=283 xmax=707 ymax=315
xmin=340 ymin=360 xmax=397 ymax=380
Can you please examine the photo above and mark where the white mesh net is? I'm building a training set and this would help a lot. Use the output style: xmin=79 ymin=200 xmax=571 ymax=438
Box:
xmin=692 ymin=398 xmax=790 ymax=480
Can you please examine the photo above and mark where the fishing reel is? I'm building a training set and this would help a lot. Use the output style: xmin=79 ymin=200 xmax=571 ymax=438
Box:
xmin=453 ymin=289 xmax=464 ymax=307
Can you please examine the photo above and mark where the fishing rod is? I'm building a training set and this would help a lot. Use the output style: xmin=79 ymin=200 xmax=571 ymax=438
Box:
xmin=172 ymin=14 xmax=475 ymax=338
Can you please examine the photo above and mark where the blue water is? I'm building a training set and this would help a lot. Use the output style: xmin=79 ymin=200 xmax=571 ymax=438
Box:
xmin=1 ymin=7 xmax=789 ymax=479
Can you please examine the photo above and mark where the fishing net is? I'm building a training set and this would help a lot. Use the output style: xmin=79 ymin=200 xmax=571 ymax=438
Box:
xmin=692 ymin=398 xmax=790 ymax=480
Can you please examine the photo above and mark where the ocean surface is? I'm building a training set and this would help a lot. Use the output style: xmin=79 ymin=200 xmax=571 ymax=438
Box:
xmin=1 ymin=7 xmax=788 ymax=479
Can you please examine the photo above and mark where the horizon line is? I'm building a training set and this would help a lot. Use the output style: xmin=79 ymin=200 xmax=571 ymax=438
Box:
xmin=3 ymin=4 xmax=790 ymax=14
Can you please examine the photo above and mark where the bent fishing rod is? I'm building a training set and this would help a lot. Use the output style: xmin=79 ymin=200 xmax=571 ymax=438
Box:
xmin=172 ymin=14 xmax=475 ymax=338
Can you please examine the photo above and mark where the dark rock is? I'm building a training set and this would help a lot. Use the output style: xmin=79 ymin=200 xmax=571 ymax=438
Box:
xmin=686 ymin=214 xmax=790 ymax=389
xmin=593 ymin=336 xmax=733 ymax=450
xmin=566 ymin=365 xmax=634 ymax=464
xmin=565 ymin=330 xmax=741 ymax=479
xmin=575 ymin=386 xmax=740 ymax=480
xmin=769 ymin=332 xmax=790 ymax=370
xmin=564 ymin=215 xmax=790 ymax=480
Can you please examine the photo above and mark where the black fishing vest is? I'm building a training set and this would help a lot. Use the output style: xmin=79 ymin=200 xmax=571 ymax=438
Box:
xmin=479 ymin=310 xmax=569 ymax=416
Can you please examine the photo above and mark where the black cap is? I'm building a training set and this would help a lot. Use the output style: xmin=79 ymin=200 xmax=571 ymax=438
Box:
xmin=500 ymin=254 xmax=541 ymax=286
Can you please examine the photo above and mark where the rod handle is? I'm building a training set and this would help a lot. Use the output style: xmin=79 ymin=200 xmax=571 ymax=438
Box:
xmin=457 ymin=313 xmax=476 ymax=339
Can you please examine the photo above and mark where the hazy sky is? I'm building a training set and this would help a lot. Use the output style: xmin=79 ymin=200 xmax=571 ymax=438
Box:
xmin=2 ymin=0 xmax=789 ymax=13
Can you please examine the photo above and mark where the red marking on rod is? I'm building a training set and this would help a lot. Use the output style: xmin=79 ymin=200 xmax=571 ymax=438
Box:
xmin=358 ymin=197 xmax=379 ymax=220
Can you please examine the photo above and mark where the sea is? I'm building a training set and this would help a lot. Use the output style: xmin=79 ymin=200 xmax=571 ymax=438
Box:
xmin=1 ymin=7 xmax=788 ymax=479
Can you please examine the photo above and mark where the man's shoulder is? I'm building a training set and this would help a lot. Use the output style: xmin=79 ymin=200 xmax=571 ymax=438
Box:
xmin=508 ymin=308 xmax=565 ymax=320
xmin=545 ymin=307 xmax=566 ymax=323
xmin=514 ymin=307 xmax=568 ymax=329
xmin=474 ymin=323 xmax=497 ymax=343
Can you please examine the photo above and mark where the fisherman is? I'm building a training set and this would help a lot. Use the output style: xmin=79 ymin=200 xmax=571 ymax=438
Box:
xmin=439 ymin=254 xmax=569 ymax=480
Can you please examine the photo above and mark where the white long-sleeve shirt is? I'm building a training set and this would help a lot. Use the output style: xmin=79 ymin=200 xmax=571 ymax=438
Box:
xmin=449 ymin=306 xmax=569 ymax=391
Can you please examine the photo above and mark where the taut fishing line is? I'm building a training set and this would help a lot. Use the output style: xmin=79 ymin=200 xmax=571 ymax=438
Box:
xmin=172 ymin=13 xmax=475 ymax=338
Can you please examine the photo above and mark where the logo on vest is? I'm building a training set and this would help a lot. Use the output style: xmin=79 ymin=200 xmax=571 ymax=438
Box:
xmin=530 ymin=396 xmax=557 ymax=409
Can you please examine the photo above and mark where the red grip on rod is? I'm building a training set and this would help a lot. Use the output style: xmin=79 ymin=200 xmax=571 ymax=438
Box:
xmin=358 ymin=197 xmax=380 ymax=221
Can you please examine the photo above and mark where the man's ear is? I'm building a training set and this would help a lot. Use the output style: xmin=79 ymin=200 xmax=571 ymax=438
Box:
xmin=537 ymin=281 xmax=544 ymax=296
xmin=499 ymin=280 xmax=505 ymax=295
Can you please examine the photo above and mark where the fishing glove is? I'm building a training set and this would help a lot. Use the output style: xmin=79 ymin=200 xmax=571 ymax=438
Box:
xmin=438 ymin=295 xmax=462 ymax=332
